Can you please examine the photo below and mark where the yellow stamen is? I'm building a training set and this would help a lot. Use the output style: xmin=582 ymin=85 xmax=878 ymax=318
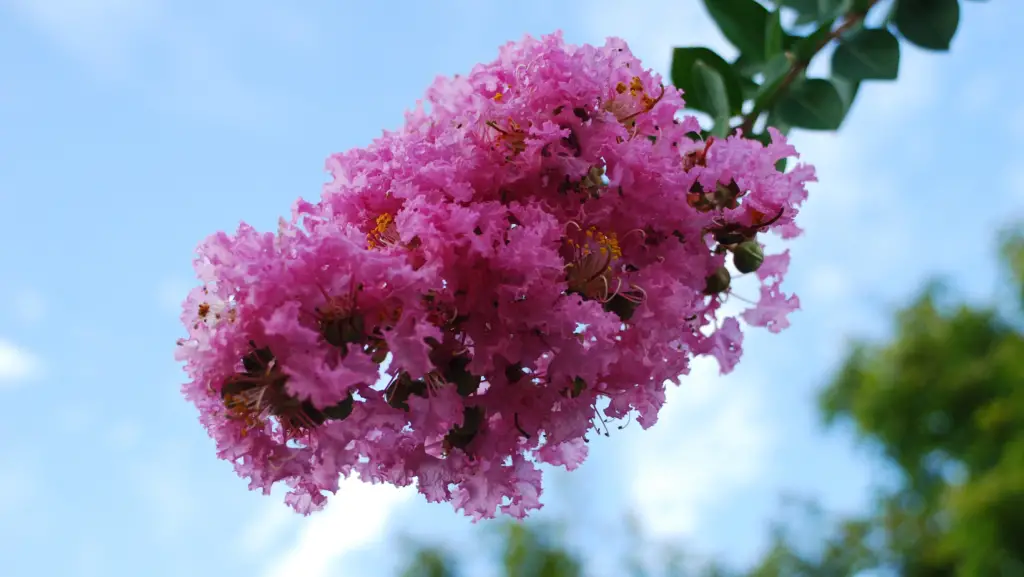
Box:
xmin=367 ymin=212 xmax=401 ymax=250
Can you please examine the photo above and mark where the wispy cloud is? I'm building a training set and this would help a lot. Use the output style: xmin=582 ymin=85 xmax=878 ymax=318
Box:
xmin=235 ymin=498 xmax=301 ymax=558
xmin=629 ymin=358 xmax=772 ymax=537
xmin=4 ymin=0 xmax=167 ymax=79
xmin=0 ymin=338 xmax=42 ymax=386
xmin=5 ymin=0 xmax=302 ymax=124
xmin=129 ymin=443 xmax=198 ymax=541
xmin=260 ymin=478 xmax=415 ymax=577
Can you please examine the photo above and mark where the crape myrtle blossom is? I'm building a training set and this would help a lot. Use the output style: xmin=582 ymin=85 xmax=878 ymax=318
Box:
xmin=176 ymin=31 xmax=815 ymax=521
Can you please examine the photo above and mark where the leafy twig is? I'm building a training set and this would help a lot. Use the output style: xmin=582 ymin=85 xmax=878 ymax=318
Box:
xmin=736 ymin=0 xmax=881 ymax=136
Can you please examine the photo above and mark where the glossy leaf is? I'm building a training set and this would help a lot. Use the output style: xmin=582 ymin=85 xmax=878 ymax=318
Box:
xmin=782 ymin=0 xmax=851 ymax=25
xmin=831 ymin=74 xmax=860 ymax=128
xmin=832 ymin=28 xmax=901 ymax=80
xmin=752 ymin=52 xmax=794 ymax=113
xmin=894 ymin=0 xmax=961 ymax=51
xmin=791 ymin=17 xmax=837 ymax=62
xmin=702 ymin=0 xmax=770 ymax=62
xmin=694 ymin=60 xmax=731 ymax=121
xmin=765 ymin=8 xmax=785 ymax=61
xmin=738 ymin=75 xmax=760 ymax=100
xmin=672 ymin=47 xmax=745 ymax=115
xmin=775 ymin=78 xmax=847 ymax=130
xmin=733 ymin=53 xmax=763 ymax=78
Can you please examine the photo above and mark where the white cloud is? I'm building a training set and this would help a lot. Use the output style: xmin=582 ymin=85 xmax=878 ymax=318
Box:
xmin=129 ymin=444 xmax=197 ymax=541
xmin=0 ymin=338 xmax=42 ymax=386
xmin=629 ymin=358 xmax=772 ymax=537
xmin=260 ymin=477 xmax=415 ymax=577
xmin=5 ymin=0 xmax=298 ymax=124
xmin=235 ymin=499 xmax=300 ymax=557
xmin=4 ymin=0 xmax=167 ymax=79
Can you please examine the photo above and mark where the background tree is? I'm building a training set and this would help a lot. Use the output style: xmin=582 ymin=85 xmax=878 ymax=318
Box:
xmin=819 ymin=225 xmax=1024 ymax=577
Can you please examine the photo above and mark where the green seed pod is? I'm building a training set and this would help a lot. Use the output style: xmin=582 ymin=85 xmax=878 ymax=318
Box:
xmin=703 ymin=266 xmax=731 ymax=295
xmin=733 ymin=241 xmax=764 ymax=274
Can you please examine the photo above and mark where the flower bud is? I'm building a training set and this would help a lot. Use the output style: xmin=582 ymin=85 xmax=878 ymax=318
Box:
xmin=733 ymin=241 xmax=764 ymax=274
xmin=703 ymin=266 xmax=731 ymax=294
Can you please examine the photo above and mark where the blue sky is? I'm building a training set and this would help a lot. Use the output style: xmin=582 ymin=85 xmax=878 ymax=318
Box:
xmin=1 ymin=1 xmax=1021 ymax=576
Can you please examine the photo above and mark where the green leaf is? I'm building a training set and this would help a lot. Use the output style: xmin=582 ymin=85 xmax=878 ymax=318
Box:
xmin=702 ymin=0 xmax=770 ymax=62
xmin=894 ymin=0 xmax=960 ymax=51
xmin=753 ymin=52 xmax=794 ymax=112
xmin=775 ymin=78 xmax=847 ymax=130
xmin=733 ymin=54 xmax=763 ymax=78
xmin=765 ymin=9 xmax=785 ymax=61
xmin=782 ymin=0 xmax=851 ymax=25
xmin=832 ymin=28 xmax=901 ymax=80
xmin=762 ymin=52 xmax=793 ymax=89
xmin=738 ymin=75 xmax=760 ymax=100
xmin=671 ymin=47 xmax=745 ymax=115
xmin=831 ymin=74 xmax=861 ymax=127
xmin=791 ymin=17 xmax=837 ymax=62
xmin=782 ymin=32 xmax=800 ymax=51
xmin=693 ymin=61 xmax=731 ymax=121
xmin=765 ymin=111 xmax=792 ymax=138
xmin=710 ymin=121 xmax=731 ymax=138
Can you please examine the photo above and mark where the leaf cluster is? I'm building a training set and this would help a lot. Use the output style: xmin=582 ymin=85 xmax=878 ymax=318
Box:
xmin=672 ymin=0 xmax=973 ymax=170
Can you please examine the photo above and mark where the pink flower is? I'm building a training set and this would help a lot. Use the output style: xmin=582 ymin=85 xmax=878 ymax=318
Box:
xmin=741 ymin=285 xmax=801 ymax=334
xmin=176 ymin=32 xmax=813 ymax=521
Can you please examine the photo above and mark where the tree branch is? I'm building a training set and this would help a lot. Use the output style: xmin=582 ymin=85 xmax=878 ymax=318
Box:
xmin=736 ymin=0 xmax=882 ymax=137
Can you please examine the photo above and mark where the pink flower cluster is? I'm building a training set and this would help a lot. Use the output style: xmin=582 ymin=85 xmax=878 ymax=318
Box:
xmin=176 ymin=32 xmax=814 ymax=520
